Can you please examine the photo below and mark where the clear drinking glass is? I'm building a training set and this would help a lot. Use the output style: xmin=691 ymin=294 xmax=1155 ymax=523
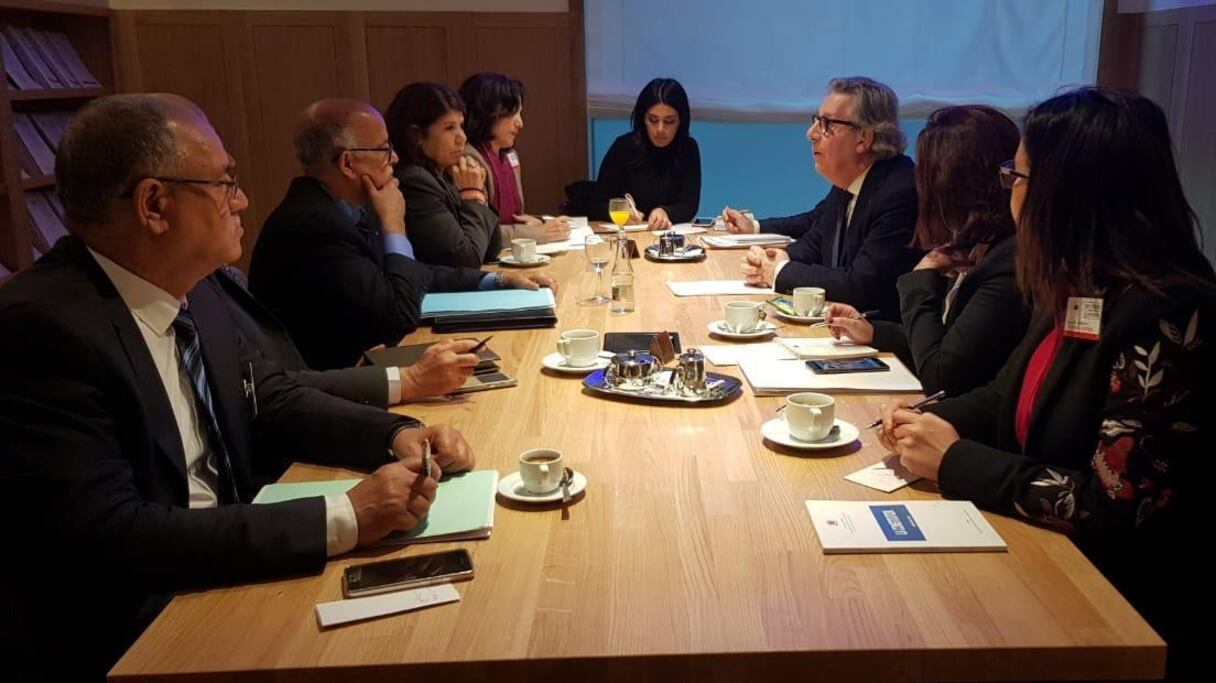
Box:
xmin=580 ymin=234 xmax=612 ymax=305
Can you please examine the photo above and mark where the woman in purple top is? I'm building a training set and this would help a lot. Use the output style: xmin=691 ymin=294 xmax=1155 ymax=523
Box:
xmin=459 ymin=73 xmax=571 ymax=244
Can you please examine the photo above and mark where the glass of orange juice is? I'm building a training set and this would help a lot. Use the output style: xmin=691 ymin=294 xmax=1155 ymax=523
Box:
xmin=608 ymin=198 xmax=631 ymax=232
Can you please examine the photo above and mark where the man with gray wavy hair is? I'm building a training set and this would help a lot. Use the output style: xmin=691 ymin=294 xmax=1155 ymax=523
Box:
xmin=727 ymin=76 xmax=920 ymax=321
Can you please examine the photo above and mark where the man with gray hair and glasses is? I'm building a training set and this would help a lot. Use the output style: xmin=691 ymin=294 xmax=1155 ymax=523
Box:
xmin=0 ymin=93 xmax=475 ymax=679
xmin=727 ymin=77 xmax=920 ymax=321
xmin=250 ymin=98 xmax=555 ymax=373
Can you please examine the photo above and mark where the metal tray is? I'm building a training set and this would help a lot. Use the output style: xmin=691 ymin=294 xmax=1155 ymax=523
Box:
xmin=582 ymin=368 xmax=742 ymax=404
xmin=644 ymin=245 xmax=706 ymax=262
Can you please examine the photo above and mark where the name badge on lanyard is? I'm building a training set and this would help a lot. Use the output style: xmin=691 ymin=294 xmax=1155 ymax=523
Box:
xmin=1063 ymin=296 xmax=1103 ymax=340
xmin=506 ymin=150 xmax=520 ymax=168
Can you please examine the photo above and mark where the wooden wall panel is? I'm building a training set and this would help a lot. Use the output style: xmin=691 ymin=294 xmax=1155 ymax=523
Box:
xmin=113 ymin=6 xmax=588 ymax=269
xmin=363 ymin=13 xmax=469 ymax=111
xmin=237 ymin=12 xmax=366 ymax=263
xmin=473 ymin=15 xmax=570 ymax=214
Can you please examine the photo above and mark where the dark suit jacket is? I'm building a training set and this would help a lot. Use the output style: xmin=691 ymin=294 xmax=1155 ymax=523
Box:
xmin=869 ymin=236 xmax=1029 ymax=395
xmin=770 ymin=155 xmax=921 ymax=321
xmin=396 ymin=163 xmax=502 ymax=268
xmin=249 ymin=176 xmax=486 ymax=371
xmin=926 ymin=282 xmax=1213 ymax=678
xmin=215 ymin=267 xmax=389 ymax=407
xmin=0 ymin=237 xmax=416 ymax=680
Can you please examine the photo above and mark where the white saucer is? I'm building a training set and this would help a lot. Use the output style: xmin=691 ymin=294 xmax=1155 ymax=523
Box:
xmin=760 ymin=417 xmax=860 ymax=450
xmin=708 ymin=320 xmax=778 ymax=339
xmin=541 ymin=352 xmax=610 ymax=374
xmin=497 ymin=469 xmax=588 ymax=503
xmin=500 ymin=254 xmax=552 ymax=267
xmin=770 ymin=309 xmax=824 ymax=324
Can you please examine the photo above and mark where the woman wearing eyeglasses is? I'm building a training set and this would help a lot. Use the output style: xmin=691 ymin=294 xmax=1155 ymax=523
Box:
xmin=823 ymin=105 xmax=1029 ymax=396
xmin=589 ymin=78 xmax=700 ymax=230
xmin=386 ymin=82 xmax=501 ymax=268
xmin=878 ymin=88 xmax=1214 ymax=680
xmin=458 ymin=73 xmax=571 ymax=245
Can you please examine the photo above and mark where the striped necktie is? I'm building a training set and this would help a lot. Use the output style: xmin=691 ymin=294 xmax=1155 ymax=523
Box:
xmin=172 ymin=307 xmax=239 ymax=504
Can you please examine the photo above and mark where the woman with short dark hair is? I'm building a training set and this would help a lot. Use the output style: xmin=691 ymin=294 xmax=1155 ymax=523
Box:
xmin=459 ymin=72 xmax=570 ymax=244
xmin=591 ymin=77 xmax=700 ymax=230
xmin=386 ymin=81 xmax=500 ymax=268
xmin=879 ymin=88 xmax=1214 ymax=680
xmin=825 ymin=105 xmax=1029 ymax=395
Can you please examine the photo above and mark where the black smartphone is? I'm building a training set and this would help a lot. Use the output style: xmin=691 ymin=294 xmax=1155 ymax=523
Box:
xmin=806 ymin=357 xmax=890 ymax=374
xmin=342 ymin=549 xmax=474 ymax=598
xmin=691 ymin=216 xmax=715 ymax=227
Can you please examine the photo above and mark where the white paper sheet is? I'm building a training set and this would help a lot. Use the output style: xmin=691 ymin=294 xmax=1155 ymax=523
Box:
xmin=666 ymin=280 xmax=774 ymax=297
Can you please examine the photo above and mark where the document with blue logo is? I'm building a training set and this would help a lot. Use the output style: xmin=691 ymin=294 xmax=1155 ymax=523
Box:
xmin=804 ymin=500 xmax=1007 ymax=554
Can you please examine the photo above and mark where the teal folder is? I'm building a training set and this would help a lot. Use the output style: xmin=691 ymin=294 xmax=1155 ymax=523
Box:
xmin=253 ymin=470 xmax=499 ymax=545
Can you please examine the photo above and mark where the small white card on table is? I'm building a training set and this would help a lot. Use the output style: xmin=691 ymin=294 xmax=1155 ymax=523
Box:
xmin=315 ymin=583 xmax=461 ymax=628
xmin=844 ymin=454 xmax=922 ymax=493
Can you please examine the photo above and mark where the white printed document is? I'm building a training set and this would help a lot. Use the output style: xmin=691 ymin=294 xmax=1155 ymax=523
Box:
xmin=805 ymin=500 xmax=1007 ymax=554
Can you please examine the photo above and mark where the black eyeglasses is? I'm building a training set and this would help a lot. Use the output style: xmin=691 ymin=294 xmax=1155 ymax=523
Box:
xmin=998 ymin=160 xmax=1029 ymax=190
xmin=811 ymin=114 xmax=860 ymax=137
xmin=122 ymin=176 xmax=241 ymax=203
xmin=338 ymin=141 xmax=394 ymax=164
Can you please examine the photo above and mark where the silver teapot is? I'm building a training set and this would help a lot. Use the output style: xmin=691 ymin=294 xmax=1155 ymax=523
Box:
xmin=605 ymin=350 xmax=662 ymax=390
xmin=656 ymin=231 xmax=686 ymax=257
xmin=674 ymin=347 xmax=707 ymax=394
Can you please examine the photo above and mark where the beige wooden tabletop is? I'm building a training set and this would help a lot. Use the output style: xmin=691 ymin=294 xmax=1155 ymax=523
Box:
xmin=110 ymin=230 xmax=1165 ymax=682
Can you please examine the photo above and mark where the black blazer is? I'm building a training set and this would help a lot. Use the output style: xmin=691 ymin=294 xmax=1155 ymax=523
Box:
xmin=869 ymin=236 xmax=1029 ymax=395
xmin=396 ymin=163 xmax=502 ymax=268
xmin=590 ymin=133 xmax=701 ymax=223
xmin=215 ymin=268 xmax=389 ymax=407
xmin=771 ymin=155 xmax=921 ymax=321
xmin=249 ymin=176 xmax=486 ymax=371
xmin=0 ymin=237 xmax=415 ymax=679
xmin=927 ymin=283 xmax=1213 ymax=677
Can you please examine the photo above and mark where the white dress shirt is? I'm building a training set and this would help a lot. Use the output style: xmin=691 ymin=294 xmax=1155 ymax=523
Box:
xmin=89 ymin=249 xmax=359 ymax=555
xmin=771 ymin=164 xmax=872 ymax=283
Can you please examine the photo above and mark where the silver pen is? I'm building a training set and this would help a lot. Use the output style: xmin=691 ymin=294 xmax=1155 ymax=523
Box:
xmin=421 ymin=438 xmax=432 ymax=479
xmin=865 ymin=390 xmax=947 ymax=429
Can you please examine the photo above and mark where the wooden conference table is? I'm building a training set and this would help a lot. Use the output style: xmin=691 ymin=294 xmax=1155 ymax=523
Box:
xmin=110 ymin=230 xmax=1165 ymax=682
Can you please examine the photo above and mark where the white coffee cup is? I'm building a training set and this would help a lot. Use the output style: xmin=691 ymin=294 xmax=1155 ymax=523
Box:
xmin=792 ymin=287 xmax=826 ymax=317
xmin=511 ymin=238 xmax=537 ymax=262
xmin=556 ymin=328 xmax=600 ymax=367
xmin=785 ymin=392 xmax=835 ymax=441
xmin=724 ymin=301 xmax=766 ymax=333
xmin=519 ymin=448 xmax=564 ymax=493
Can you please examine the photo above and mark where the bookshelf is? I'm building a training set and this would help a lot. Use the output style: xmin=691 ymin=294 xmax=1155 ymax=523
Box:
xmin=0 ymin=0 xmax=112 ymax=277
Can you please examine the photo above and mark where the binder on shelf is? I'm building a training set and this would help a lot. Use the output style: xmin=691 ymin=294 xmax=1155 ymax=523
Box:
xmin=0 ymin=33 xmax=40 ymax=90
xmin=12 ymin=113 xmax=57 ymax=175
xmin=49 ymin=32 xmax=98 ymax=87
xmin=26 ymin=192 xmax=68 ymax=253
xmin=22 ymin=28 xmax=77 ymax=88
xmin=3 ymin=26 xmax=60 ymax=88
xmin=45 ymin=192 xmax=67 ymax=222
xmin=30 ymin=111 xmax=69 ymax=150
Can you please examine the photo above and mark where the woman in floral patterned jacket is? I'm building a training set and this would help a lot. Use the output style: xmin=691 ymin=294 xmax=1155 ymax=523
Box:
xmin=876 ymin=87 xmax=1215 ymax=680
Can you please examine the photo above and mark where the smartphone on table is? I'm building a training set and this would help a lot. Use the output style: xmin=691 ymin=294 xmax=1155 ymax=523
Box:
xmin=342 ymin=548 xmax=474 ymax=598
xmin=806 ymin=357 xmax=890 ymax=374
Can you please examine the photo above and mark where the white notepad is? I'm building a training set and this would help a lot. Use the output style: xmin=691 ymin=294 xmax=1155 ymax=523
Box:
xmin=666 ymin=280 xmax=774 ymax=297
xmin=738 ymin=356 xmax=923 ymax=394
xmin=775 ymin=337 xmax=880 ymax=360
xmin=699 ymin=343 xmax=796 ymax=367
xmin=805 ymin=500 xmax=1007 ymax=554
